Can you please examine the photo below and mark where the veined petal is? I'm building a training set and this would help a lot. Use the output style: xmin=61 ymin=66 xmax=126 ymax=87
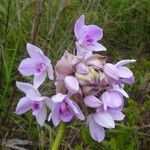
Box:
xmin=36 ymin=104 xmax=47 ymax=126
xmin=18 ymin=58 xmax=36 ymax=76
xmin=84 ymin=95 xmax=102 ymax=108
xmin=64 ymin=76 xmax=79 ymax=93
xmin=15 ymin=97 xmax=31 ymax=115
xmin=115 ymin=59 xmax=136 ymax=67
xmin=104 ymin=63 xmax=119 ymax=80
xmin=33 ymin=71 xmax=47 ymax=88
xmin=118 ymin=66 xmax=133 ymax=78
xmin=89 ymin=117 xmax=105 ymax=142
xmin=94 ymin=112 xmax=115 ymax=128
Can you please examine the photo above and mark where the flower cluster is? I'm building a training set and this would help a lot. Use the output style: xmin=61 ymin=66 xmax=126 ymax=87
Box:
xmin=16 ymin=15 xmax=135 ymax=142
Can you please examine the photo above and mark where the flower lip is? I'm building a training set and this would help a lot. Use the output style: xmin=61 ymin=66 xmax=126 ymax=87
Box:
xmin=35 ymin=62 xmax=46 ymax=75
xmin=32 ymin=102 xmax=41 ymax=111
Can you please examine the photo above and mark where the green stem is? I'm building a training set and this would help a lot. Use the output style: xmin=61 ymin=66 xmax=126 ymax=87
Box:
xmin=51 ymin=122 xmax=66 ymax=150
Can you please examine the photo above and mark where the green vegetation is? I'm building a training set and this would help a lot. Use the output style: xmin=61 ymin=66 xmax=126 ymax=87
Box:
xmin=0 ymin=0 xmax=149 ymax=149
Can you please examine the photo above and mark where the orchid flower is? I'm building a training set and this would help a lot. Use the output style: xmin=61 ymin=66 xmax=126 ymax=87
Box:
xmin=104 ymin=59 xmax=136 ymax=85
xmin=74 ymin=15 xmax=106 ymax=59
xmin=15 ymin=81 xmax=51 ymax=126
xmin=48 ymin=93 xmax=85 ymax=127
xmin=15 ymin=16 xmax=136 ymax=145
xmin=84 ymin=96 xmax=125 ymax=142
xmin=18 ymin=43 xmax=54 ymax=88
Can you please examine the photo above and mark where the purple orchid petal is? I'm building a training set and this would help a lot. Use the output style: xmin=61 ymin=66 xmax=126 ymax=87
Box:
xmin=102 ymin=91 xmax=123 ymax=109
xmin=15 ymin=97 xmax=31 ymax=115
xmin=104 ymin=63 xmax=119 ymax=80
xmin=51 ymin=93 xmax=66 ymax=103
xmin=33 ymin=71 xmax=47 ymax=88
xmin=84 ymin=95 xmax=102 ymax=108
xmin=115 ymin=59 xmax=136 ymax=67
xmin=94 ymin=111 xmax=115 ymax=128
xmin=74 ymin=15 xmax=85 ymax=40
xmin=85 ymin=25 xmax=103 ymax=41
xmin=108 ymin=109 xmax=125 ymax=121
xmin=112 ymin=85 xmax=129 ymax=98
xmin=121 ymin=76 xmax=135 ymax=84
xmin=64 ymin=76 xmax=79 ymax=93
xmin=65 ymin=97 xmax=85 ymax=120
xmin=59 ymin=102 xmax=73 ymax=122
xmin=35 ymin=104 xmax=47 ymax=126
xmin=16 ymin=81 xmax=35 ymax=94
xmin=27 ymin=43 xmax=44 ymax=61
xmin=65 ymin=97 xmax=79 ymax=114
xmin=118 ymin=66 xmax=133 ymax=79
xmin=18 ymin=58 xmax=36 ymax=76
xmin=49 ymin=105 xmax=61 ymax=127
xmin=71 ymin=101 xmax=85 ymax=120
xmin=32 ymin=101 xmax=43 ymax=116
xmin=89 ymin=117 xmax=105 ymax=142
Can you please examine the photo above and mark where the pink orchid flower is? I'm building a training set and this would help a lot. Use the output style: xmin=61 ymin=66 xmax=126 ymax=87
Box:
xmin=74 ymin=15 xmax=106 ymax=59
xmin=15 ymin=81 xmax=51 ymax=126
xmin=18 ymin=43 xmax=54 ymax=88
xmin=48 ymin=93 xmax=85 ymax=127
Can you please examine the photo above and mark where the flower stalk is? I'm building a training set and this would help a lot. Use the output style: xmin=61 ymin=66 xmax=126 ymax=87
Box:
xmin=51 ymin=122 xmax=66 ymax=150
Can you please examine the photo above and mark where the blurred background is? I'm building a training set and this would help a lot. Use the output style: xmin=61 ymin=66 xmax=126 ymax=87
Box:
xmin=0 ymin=0 xmax=149 ymax=149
